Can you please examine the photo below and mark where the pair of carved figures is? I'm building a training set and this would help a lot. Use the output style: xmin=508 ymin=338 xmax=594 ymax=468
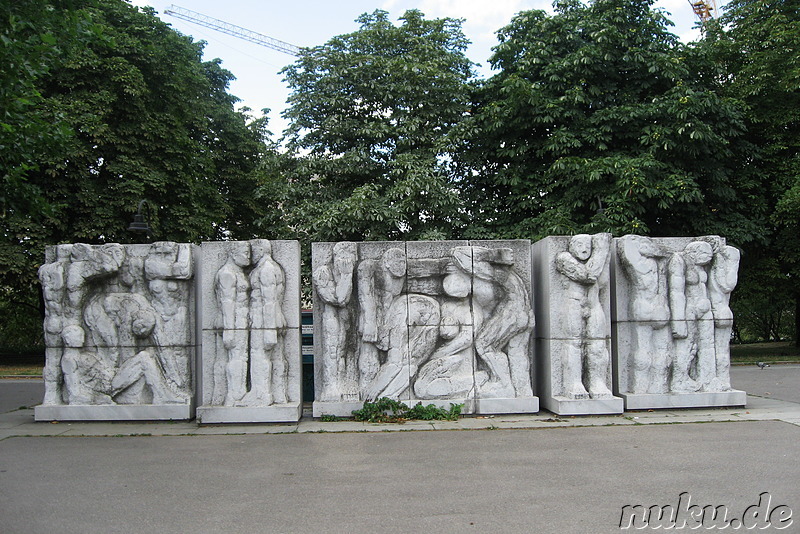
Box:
xmin=616 ymin=236 xmax=740 ymax=394
xmin=313 ymin=241 xmax=535 ymax=403
xmin=38 ymin=242 xmax=193 ymax=406
xmin=208 ymin=240 xmax=289 ymax=407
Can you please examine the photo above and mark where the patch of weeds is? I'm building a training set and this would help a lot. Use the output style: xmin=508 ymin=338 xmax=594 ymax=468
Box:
xmin=351 ymin=397 xmax=464 ymax=423
xmin=542 ymin=417 xmax=566 ymax=423
xmin=320 ymin=414 xmax=345 ymax=422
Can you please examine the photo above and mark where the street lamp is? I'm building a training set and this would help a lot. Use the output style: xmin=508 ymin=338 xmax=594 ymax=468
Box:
xmin=127 ymin=200 xmax=153 ymax=237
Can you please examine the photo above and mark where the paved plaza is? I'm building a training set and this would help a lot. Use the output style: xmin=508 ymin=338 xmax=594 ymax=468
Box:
xmin=1 ymin=365 xmax=798 ymax=533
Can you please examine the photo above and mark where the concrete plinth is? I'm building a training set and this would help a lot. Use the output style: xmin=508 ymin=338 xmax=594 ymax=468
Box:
xmin=196 ymin=403 xmax=302 ymax=424
xmin=621 ymin=390 xmax=747 ymax=410
xmin=540 ymin=395 xmax=624 ymax=416
xmin=476 ymin=397 xmax=539 ymax=415
xmin=34 ymin=404 xmax=193 ymax=422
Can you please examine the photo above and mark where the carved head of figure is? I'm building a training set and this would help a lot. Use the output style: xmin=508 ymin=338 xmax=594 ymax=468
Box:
xmin=61 ymin=324 xmax=85 ymax=349
xmin=382 ymin=247 xmax=406 ymax=278
xmin=685 ymin=241 xmax=714 ymax=266
xmin=131 ymin=308 xmax=157 ymax=339
xmin=630 ymin=235 xmax=665 ymax=258
xmin=70 ymin=243 xmax=93 ymax=262
xmin=100 ymin=243 xmax=125 ymax=270
xmin=250 ymin=239 xmax=273 ymax=264
xmin=568 ymin=234 xmax=593 ymax=261
xmin=229 ymin=242 xmax=251 ymax=268
xmin=151 ymin=241 xmax=177 ymax=257
xmin=55 ymin=244 xmax=73 ymax=261
xmin=332 ymin=241 xmax=357 ymax=272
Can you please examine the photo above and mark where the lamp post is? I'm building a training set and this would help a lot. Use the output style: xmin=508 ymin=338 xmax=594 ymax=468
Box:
xmin=128 ymin=200 xmax=153 ymax=239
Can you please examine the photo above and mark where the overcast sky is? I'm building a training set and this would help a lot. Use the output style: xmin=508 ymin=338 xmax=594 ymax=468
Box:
xmin=129 ymin=0 xmax=723 ymax=137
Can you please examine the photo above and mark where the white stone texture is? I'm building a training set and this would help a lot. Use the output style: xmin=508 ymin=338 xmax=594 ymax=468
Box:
xmin=35 ymin=242 xmax=197 ymax=421
xmin=312 ymin=240 xmax=537 ymax=416
xmin=611 ymin=235 xmax=745 ymax=409
xmin=197 ymin=240 xmax=301 ymax=422
xmin=532 ymin=235 xmax=623 ymax=415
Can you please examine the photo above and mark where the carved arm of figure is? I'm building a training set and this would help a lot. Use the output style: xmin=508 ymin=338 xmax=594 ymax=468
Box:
xmin=171 ymin=244 xmax=193 ymax=279
xmin=712 ymin=246 xmax=740 ymax=294
xmin=555 ymin=252 xmax=593 ymax=284
xmin=259 ymin=263 xmax=285 ymax=345
xmin=332 ymin=248 xmax=356 ymax=306
xmin=357 ymin=260 xmax=379 ymax=343
xmin=668 ymin=253 xmax=688 ymax=339
xmin=587 ymin=233 xmax=611 ymax=280
xmin=216 ymin=268 xmax=238 ymax=350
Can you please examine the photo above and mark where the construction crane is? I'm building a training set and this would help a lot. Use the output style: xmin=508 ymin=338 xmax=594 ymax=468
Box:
xmin=163 ymin=5 xmax=301 ymax=57
xmin=687 ymin=0 xmax=718 ymax=25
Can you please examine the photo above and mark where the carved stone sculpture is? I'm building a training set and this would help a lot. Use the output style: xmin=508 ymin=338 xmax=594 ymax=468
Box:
xmin=313 ymin=240 xmax=538 ymax=417
xmin=197 ymin=240 xmax=301 ymax=423
xmin=532 ymin=235 xmax=623 ymax=415
xmin=35 ymin=243 xmax=196 ymax=422
xmin=611 ymin=235 xmax=745 ymax=410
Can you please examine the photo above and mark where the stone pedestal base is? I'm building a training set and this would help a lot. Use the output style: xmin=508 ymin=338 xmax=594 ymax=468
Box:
xmin=620 ymin=390 xmax=747 ymax=410
xmin=196 ymin=403 xmax=302 ymax=424
xmin=34 ymin=404 xmax=193 ymax=422
xmin=475 ymin=397 xmax=539 ymax=415
xmin=541 ymin=395 xmax=624 ymax=415
xmin=312 ymin=401 xmax=365 ymax=418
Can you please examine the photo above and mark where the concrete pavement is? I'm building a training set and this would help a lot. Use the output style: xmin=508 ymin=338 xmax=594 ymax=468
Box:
xmin=0 ymin=365 xmax=798 ymax=534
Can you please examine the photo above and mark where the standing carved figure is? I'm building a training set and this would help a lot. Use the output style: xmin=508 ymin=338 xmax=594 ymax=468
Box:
xmin=38 ymin=244 xmax=73 ymax=404
xmin=245 ymin=239 xmax=287 ymax=405
xmin=617 ymin=236 xmax=671 ymax=393
xmin=456 ymin=246 xmax=534 ymax=398
xmin=668 ymin=241 xmax=716 ymax=392
xmin=708 ymin=241 xmax=740 ymax=391
xmin=313 ymin=242 xmax=357 ymax=402
xmin=554 ymin=233 xmax=613 ymax=399
xmin=214 ymin=242 xmax=250 ymax=406
xmin=143 ymin=242 xmax=193 ymax=390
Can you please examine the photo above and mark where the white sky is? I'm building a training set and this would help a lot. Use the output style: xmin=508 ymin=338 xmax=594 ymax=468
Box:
xmin=129 ymin=0 xmax=723 ymax=138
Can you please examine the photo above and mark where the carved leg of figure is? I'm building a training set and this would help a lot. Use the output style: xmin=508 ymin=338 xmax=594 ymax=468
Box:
xmin=211 ymin=334 xmax=227 ymax=405
xmin=712 ymin=324 xmax=733 ymax=391
xmin=61 ymin=350 xmax=92 ymax=404
xmin=42 ymin=345 xmax=64 ymax=405
xmin=319 ymin=309 xmax=343 ymax=402
xmin=246 ymin=331 xmax=274 ymax=406
xmin=414 ymin=353 xmax=476 ymax=399
xmin=586 ymin=339 xmax=612 ymax=398
xmin=650 ymin=327 xmax=672 ymax=394
xmin=696 ymin=314 xmax=716 ymax=391
xmin=271 ymin=339 xmax=288 ymax=404
xmin=563 ymin=340 xmax=588 ymax=399
xmin=630 ymin=325 xmax=653 ymax=393
xmin=358 ymin=343 xmax=380 ymax=391
xmin=507 ymin=332 xmax=533 ymax=397
xmin=670 ymin=336 xmax=699 ymax=393
xmin=224 ymin=333 xmax=249 ymax=406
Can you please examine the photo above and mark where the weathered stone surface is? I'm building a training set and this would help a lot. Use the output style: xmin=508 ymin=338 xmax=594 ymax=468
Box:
xmin=197 ymin=240 xmax=301 ymax=423
xmin=35 ymin=242 xmax=196 ymax=422
xmin=312 ymin=240 xmax=538 ymax=417
xmin=533 ymin=235 xmax=623 ymax=415
xmin=611 ymin=235 xmax=745 ymax=410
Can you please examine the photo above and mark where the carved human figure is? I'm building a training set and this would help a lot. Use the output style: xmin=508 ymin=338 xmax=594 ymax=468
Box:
xmin=554 ymin=233 xmax=613 ymax=399
xmin=707 ymin=241 xmax=740 ymax=391
xmin=244 ymin=239 xmax=287 ymax=405
xmin=356 ymin=247 xmax=406 ymax=389
xmin=214 ymin=242 xmax=251 ymax=406
xmin=60 ymin=324 xmax=112 ymax=405
xmin=65 ymin=243 xmax=124 ymax=318
xmin=313 ymin=242 xmax=357 ymax=402
xmin=143 ymin=242 xmax=192 ymax=389
xmin=668 ymin=240 xmax=716 ymax=392
xmin=38 ymin=244 xmax=73 ymax=405
xmin=617 ymin=235 xmax=671 ymax=393
xmin=453 ymin=246 xmax=534 ymax=398
xmin=414 ymin=264 xmax=484 ymax=399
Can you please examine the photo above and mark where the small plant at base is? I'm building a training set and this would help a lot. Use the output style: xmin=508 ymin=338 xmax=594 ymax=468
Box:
xmin=320 ymin=414 xmax=344 ymax=422
xmin=351 ymin=397 xmax=464 ymax=423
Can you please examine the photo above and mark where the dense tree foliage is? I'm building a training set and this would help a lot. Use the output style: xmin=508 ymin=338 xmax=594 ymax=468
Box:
xmin=272 ymin=10 xmax=474 ymax=243
xmin=1 ymin=0 xmax=266 ymax=350
xmin=702 ymin=0 xmax=800 ymax=343
xmin=455 ymin=0 xmax=756 ymax=242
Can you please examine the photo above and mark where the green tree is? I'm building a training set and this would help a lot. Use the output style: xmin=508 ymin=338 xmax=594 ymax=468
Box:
xmin=703 ymin=0 xmax=800 ymax=344
xmin=0 ymin=0 xmax=266 ymax=351
xmin=274 ymin=9 xmax=475 ymax=243
xmin=456 ymin=0 xmax=756 ymax=242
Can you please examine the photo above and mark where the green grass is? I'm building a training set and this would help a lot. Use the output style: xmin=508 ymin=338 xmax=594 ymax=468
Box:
xmin=0 ymin=364 xmax=43 ymax=377
xmin=730 ymin=341 xmax=800 ymax=363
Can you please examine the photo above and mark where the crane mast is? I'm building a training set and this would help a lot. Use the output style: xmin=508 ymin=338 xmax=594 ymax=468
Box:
xmin=688 ymin=0 xmax=718 ymax=25
xmin=163 ymin=5 xmax=301 ymax=57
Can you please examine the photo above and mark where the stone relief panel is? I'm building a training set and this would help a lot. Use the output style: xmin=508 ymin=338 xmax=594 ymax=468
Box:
xmin=532 ymin=235 xmax=622 ymax=415
xmin=313 ymin=240 xmax=536 ymax=415
xmin=612 ymin=235 xmax=743 ymax=407
xmin=199 ymin=240 xmax=301 ymax=418
xmin=38 ymin=242 xmax=195 ymax=410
